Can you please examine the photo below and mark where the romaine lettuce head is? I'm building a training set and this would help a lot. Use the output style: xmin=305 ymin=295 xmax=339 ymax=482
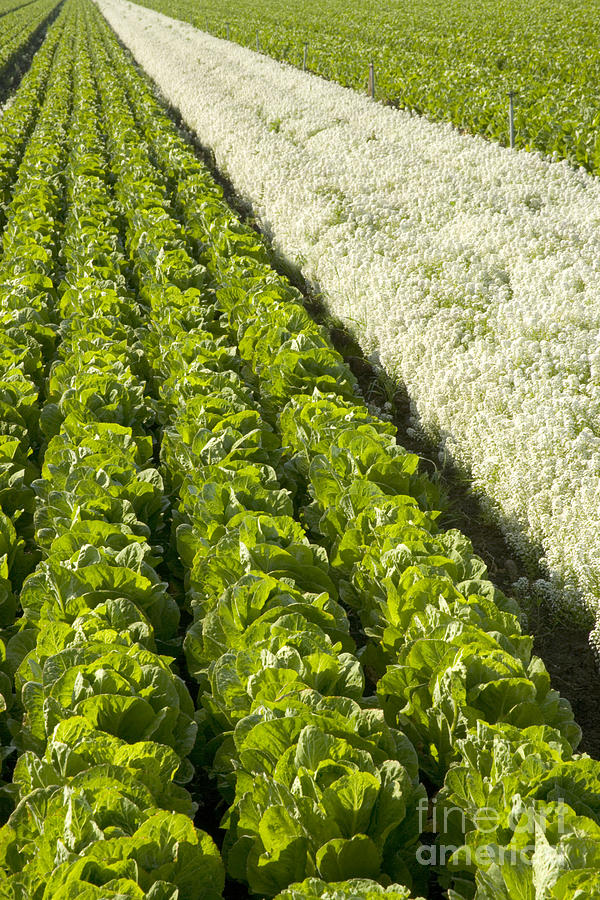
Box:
xmin=0 ymin=808 xmax=223 ymax=900
xmin=274 ymin=877 xmax=425 ymax=899
xmin=20 ymin=641 xmax=195 ymax=753
xmin=198 ymin=628 xmax=364 ymax=732
xmin=20 ymin=557 xmax=178 ymax=641
xmin=465 ymin=804 xmax=600 ymax=900
xmin=217 ymin=697 xmax=423 ymax=896
xmin=192 ymin=574 xmax=352 ymax=668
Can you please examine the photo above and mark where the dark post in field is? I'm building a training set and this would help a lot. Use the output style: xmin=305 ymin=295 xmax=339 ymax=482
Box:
xmin=256 ymin=29 xmax=260 ymax=52
xmin=226 ymin=23 xmax=230 ymax=40
xmin=368 ymin=61 xmax=375 ymax=98
xmin=303 ymin=41 xmax=308 ymax=71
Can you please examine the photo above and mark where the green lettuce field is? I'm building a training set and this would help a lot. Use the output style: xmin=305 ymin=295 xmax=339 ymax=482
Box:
xmin=1 ymin=0 xmax=600 ymax=897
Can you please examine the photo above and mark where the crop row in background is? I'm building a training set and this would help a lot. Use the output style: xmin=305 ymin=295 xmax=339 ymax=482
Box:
xmin=128 ymin=0 xmax=600 ymax=174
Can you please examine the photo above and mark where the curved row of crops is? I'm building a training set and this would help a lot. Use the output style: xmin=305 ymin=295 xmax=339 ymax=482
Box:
xmin=0 ymin=1 xmax=599 ymax=898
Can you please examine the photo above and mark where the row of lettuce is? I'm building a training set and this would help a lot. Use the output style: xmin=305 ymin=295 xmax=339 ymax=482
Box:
xmin=0 ymin=0 xmax=66 ymax=223
xmin=0 ymin=0 xmax=74 ymax=781
xmin=0 ymin=1 xmax=598 ymax=898
xmin=0 ymin=4 xmax=226 ymax=898
xmin=0 ymin=0 xmax=62 ymax=98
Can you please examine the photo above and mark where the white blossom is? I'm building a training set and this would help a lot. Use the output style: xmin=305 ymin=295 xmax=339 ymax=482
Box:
xmin=97 ymin=0 xmax=600 ymax=654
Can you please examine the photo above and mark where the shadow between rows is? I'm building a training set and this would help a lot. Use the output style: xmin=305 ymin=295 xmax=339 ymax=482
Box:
xmin=0 ymin=0 xmax=64 ymax=107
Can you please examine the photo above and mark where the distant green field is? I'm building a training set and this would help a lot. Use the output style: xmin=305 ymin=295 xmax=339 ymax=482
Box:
xmin=131 ymin=0 xmax=600 ymax=172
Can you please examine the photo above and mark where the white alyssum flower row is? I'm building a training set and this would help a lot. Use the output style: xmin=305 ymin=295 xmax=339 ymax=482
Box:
xmin=96 ymin=0 xmax=600 ymax=654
